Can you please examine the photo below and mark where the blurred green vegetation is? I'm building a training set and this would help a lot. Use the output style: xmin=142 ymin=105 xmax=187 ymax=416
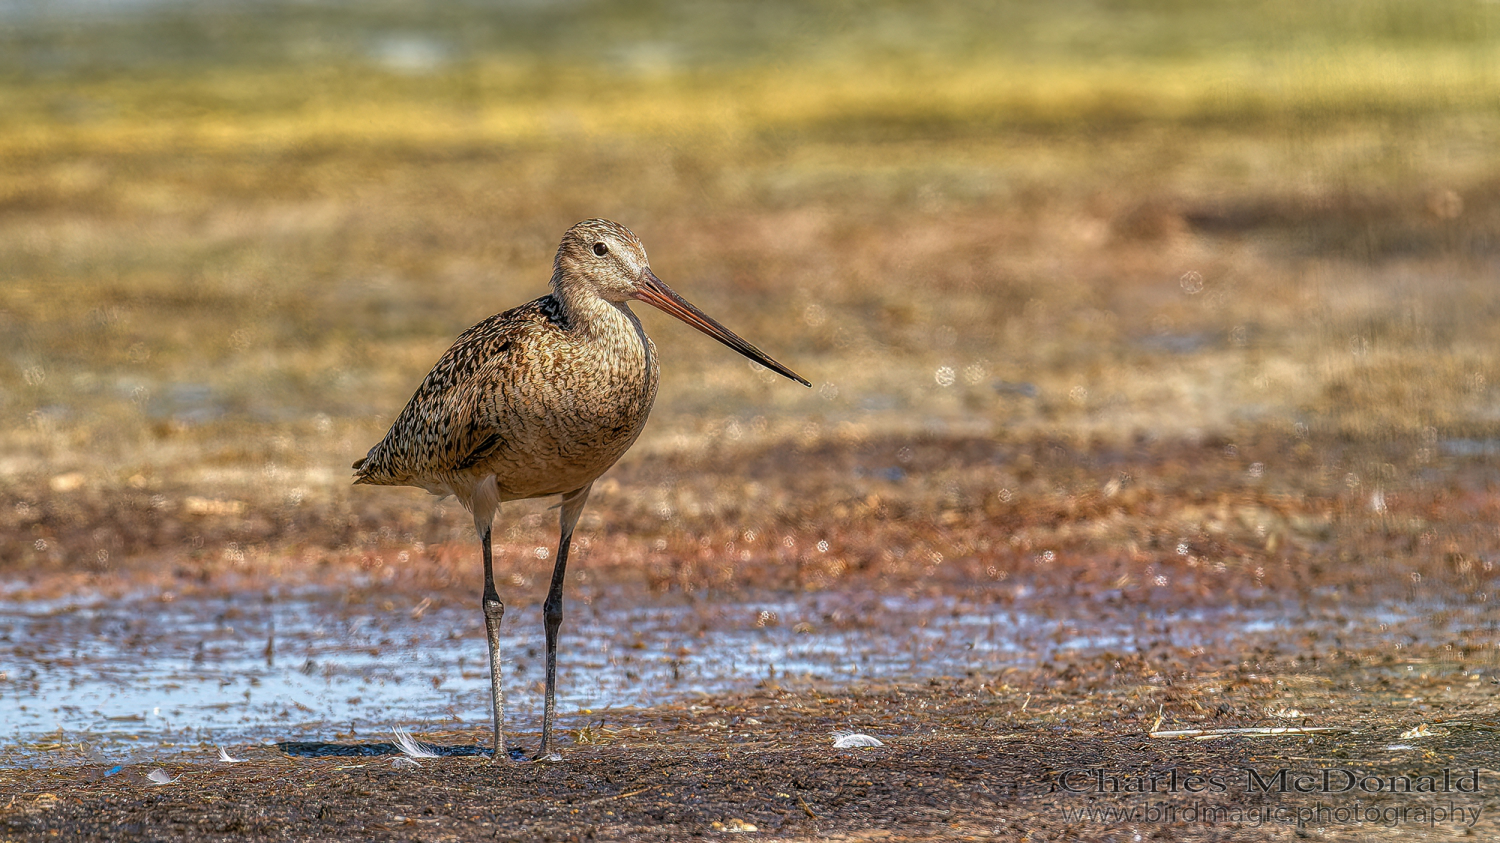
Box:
xmin=1 ymin=0 xmax=1499 ymax=574
xmin=3 ymin=0 xmax=1499 ymax=146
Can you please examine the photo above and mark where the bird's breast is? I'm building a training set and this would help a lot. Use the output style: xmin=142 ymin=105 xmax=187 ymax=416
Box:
xmin=484 ymin=307 xmax=658 ymax=499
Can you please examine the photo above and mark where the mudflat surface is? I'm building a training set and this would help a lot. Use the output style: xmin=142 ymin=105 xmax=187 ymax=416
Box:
xmin=5 ymin=433 xmax=1500 ymax=841
xmin=3 ymin=668 xmax=1498 ymax=841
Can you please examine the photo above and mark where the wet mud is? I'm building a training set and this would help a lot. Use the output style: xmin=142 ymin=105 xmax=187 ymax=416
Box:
xmin=3 ymin=665 xmax=1498 ymax=841
xmin=5 ymin=431 xmax=1500 ymax=839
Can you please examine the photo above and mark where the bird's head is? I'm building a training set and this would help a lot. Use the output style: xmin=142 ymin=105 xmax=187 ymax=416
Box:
xmin=553 ymin=219 xmax=651 ymax=303
xmin=551 ymin=219 xmax=811 ymax=387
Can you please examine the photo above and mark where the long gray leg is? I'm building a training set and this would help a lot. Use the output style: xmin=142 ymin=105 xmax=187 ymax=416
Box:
xmin=480 ymin=524 xmax=508 ymax=761
xmin=536 ymin=483 xmax=592 ymax=761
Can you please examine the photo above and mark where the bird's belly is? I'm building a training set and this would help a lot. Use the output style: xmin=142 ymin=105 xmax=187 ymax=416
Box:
xmin=489 ymin=380 xmax=655 ymax=501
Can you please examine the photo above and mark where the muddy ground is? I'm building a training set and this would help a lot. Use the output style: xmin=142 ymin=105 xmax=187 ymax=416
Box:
xmin=2 ymin=666 xmax=1498 ymax=841
xmin=4 ymin=433 xmax=1500 ymax=841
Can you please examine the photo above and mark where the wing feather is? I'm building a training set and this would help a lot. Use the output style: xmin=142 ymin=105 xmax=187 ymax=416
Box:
xmin=353 ymin=297 xmax=562 ymax=485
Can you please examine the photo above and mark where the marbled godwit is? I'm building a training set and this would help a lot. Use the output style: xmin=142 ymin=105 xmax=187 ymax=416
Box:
xmin=353 ymin=219 xmax=808 ymax=761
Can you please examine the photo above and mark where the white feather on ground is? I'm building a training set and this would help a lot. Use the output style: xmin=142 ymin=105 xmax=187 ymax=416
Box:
xmin=217 ymin=746 xmax=247 ymax=763
xmin=392 ymin=726 xmax=441 ymax=759
xmin=146 ymin=768 xmax=180 ymax=785
xmin=832 ymin=731 xmax=884 ymax=748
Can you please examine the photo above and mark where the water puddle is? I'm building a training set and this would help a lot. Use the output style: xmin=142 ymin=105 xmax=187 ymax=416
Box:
xmin=0 ymin=587 xmax=1472 ymax=766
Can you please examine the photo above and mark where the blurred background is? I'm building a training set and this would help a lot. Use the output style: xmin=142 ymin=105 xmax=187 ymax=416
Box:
xmin=5 ymin=0 xmax=1500 ymax=601
xmin=4 ymin=0 xmax=1500 ymax=585
xmin=2 ymin=0 xmax=1500 ymax=756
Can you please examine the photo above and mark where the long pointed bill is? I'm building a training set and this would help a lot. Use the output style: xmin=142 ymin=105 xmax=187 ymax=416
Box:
xmin=633 ymin=269 xmax=811 ymax=387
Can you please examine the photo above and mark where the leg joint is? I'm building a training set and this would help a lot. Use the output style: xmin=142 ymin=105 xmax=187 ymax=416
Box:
xmin=542 ymin=597 xmax=563 ymax=627
xmin=483 ymin=594 xmax=505 ymax=619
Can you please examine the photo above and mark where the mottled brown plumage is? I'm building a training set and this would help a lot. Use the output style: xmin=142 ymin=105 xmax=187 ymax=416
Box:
xmin=353 ymin=279 xmax=659 ymax=509
xmin=353 ymin=219 xmax=807 ymax=761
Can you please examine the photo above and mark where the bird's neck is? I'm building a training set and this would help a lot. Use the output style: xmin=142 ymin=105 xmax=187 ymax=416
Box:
xmin=551 ymin=278 xmax=638 ymax=342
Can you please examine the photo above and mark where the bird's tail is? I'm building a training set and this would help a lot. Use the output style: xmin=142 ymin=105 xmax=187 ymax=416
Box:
xmin=351 ymin=453 xmax=378 ymax=485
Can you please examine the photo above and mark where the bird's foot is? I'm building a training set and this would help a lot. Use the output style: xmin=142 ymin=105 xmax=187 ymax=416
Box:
xmin=531 ymin=750 xmax=564 ymax=763
xmin=487 ymin=746 xmax=529 ymax=763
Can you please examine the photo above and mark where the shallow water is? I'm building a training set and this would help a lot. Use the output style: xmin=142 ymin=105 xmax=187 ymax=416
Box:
xmin=0 ymin=586 xmax=1471 ymax=766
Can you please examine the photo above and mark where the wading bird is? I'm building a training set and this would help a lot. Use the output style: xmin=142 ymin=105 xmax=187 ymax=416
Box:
xmin=353 ymin=220 xmax=808 ymax=761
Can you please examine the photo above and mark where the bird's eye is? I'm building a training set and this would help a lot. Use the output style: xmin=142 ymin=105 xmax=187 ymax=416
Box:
xmin=592 ymin=242 xmax=608 ymax=256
